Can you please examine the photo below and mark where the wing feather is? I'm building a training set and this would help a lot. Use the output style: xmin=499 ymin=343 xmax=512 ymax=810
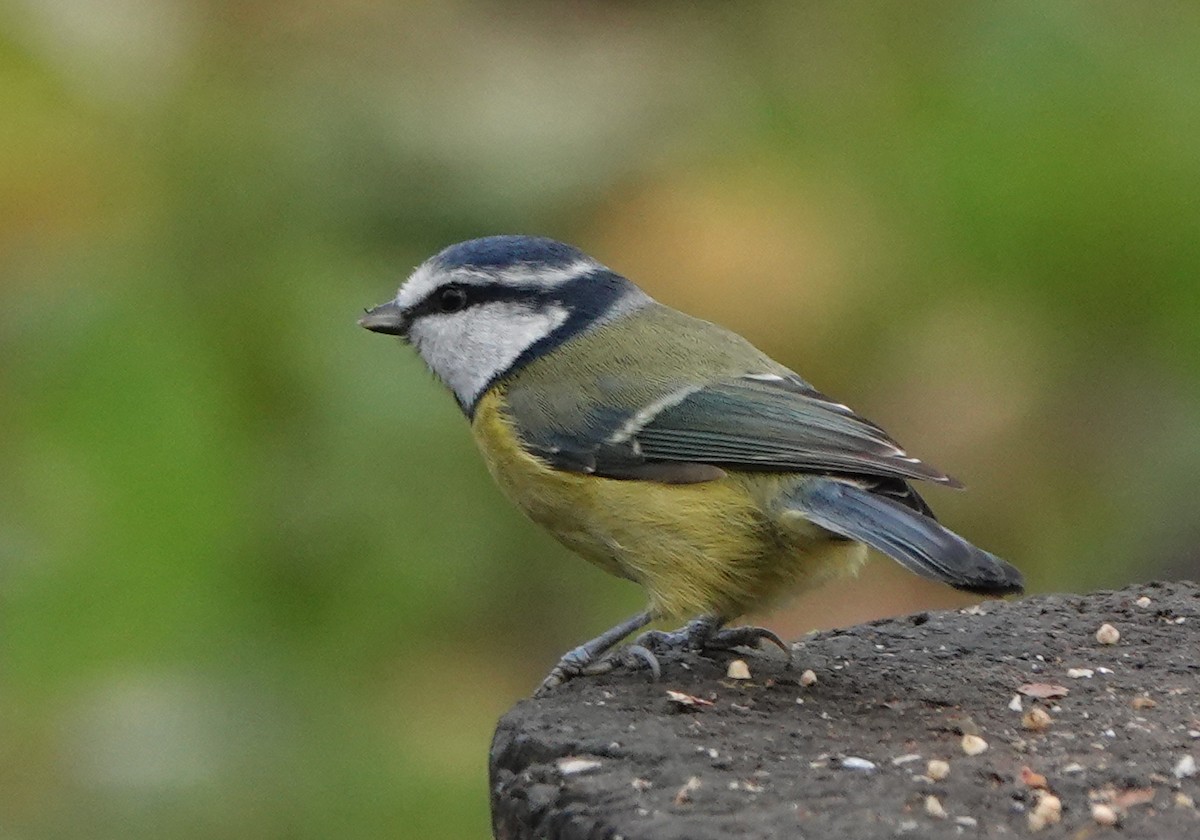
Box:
xmin=630 ymin=376 xmax=960 ymax=486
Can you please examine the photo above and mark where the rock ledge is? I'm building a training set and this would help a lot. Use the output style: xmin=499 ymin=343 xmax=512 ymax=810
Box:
xmin=491 ymin=581 xmax=1200 ymax=839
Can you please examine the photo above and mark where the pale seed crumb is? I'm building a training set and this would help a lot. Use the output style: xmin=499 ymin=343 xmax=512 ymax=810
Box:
xmin=799 ymin=669 xmax=818 ymax=687
xmin=840 ymin=756 xmax=876 ymax=772
xmin=927 ymin=759 xmax=950 ymax=781
xmin=1067 ymin=667 xmax=1095 ymax=679
xmin=961 ymin=734 xmax=988 ymax=756
xmin=1131 ymin=695 xmax=1157 ymax=710
xmin=1028 ymin=792 xmax=1063 ymax=831
xmin=1038 ymin=793 xmax=1062 ymax=817
xmin=666 ymin=689 xmax=713 ymax=709
xmin=726 ymin=659 xmax=751 ymax=680
xmin=1091 ymin=803 xmax=1119 ymax=826
xmin=1135 ymin=595 xmax=1152 ymax=608
xmin=924 ymin=795 xmax=948 ymax=819
xmin=673 ymin=776 xmax=701 ymax=805
xmin=556 ymin=757 xmax=603 ymax=775
xmin=1175 ymin=792 xmax=1195 ymax=809
xmin=1173 ymin=754 xmax=1197 ymax=779
xmin=631 ymin=777 xmax=652 ymax=791
xmin=1023 ymin=707 xmax=1053 ymax=731
xmin=1096 ymin=623 xmax=1120 ymax=645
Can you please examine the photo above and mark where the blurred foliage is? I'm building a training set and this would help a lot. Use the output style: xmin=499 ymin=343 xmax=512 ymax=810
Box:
xmin=2 ymin=1 xmax=1200 ymax=837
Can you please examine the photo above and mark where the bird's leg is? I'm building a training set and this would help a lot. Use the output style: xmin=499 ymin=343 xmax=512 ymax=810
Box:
xmin=637 ymin=614 xmax=792 ymax=664
xmin=536 ymin=610 xmax=656 ymax=696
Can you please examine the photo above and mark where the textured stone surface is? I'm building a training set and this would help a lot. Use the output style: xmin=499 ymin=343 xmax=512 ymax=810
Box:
xmin=491 ymin=581 xmax=1200 ymax=838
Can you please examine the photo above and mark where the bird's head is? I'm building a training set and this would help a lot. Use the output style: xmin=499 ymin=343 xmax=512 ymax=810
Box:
xmin=360 ymin=236 xmax=649 ymax=411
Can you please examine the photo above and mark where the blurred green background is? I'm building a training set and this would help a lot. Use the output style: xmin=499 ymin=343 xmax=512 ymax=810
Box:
xmin=3 ymin=2 xmax=1200 ymax=837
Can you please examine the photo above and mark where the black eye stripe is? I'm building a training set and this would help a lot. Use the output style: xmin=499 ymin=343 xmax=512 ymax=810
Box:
xmin=409 ymin=282 xmax=560 ymax=320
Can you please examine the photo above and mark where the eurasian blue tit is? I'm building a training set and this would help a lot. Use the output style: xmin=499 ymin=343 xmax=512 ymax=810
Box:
xmin=360 ymin=235 xmax=1023 ymax=693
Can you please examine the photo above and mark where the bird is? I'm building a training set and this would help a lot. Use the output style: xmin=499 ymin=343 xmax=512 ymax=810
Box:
xmin=359 ymin=235 xmax=1023 ymax=694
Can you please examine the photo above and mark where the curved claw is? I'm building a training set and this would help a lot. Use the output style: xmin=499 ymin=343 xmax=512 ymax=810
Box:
xmin=581 ymin=644 xmax=661 ymax=679
xmin=708 ymin=625 xmax=794 ymax=667
xmin=537 ymin=667 xmax=570 ymax=696
xmin=621 ymin=644 xmax=661 ymax=681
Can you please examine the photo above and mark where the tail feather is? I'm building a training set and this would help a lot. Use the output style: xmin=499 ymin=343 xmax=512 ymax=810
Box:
xmin=787 ymin=479 xmax=1024 ymax=596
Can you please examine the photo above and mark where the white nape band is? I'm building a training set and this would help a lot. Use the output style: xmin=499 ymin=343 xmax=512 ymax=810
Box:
xmin=494 ymin=259 xmax=601 ymax=289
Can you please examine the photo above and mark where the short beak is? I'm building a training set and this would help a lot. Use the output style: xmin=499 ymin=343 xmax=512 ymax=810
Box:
xmin=358 ymin=300 xmax=409 ymax=337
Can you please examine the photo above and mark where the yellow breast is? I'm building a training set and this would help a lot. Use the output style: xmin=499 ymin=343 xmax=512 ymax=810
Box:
xmin=470 ymin=389 xmax=866 ymax=620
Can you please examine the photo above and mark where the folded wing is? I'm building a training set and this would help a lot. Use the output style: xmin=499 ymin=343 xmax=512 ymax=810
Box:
xmin=509 ymin=372 xmax=959 ymax=491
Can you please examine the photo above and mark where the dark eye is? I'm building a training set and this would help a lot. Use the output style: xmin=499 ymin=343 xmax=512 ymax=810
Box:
xmin=437 ymin=286 xmax=468 ymax=314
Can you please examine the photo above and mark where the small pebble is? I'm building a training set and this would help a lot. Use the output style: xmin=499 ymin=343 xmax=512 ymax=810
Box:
xmin=799 ymin=669 xmax=818 ymax=687
xmin=1067 ymin=668 xmax=1094 ymax=679
xmin=557 ymin=757 xmax=602 ymax=775
xmin=1023 ymin=707 xmax=1052 ymax=731
xmin=840 ymin=756 xmax=876 ymax=772
xmin=927 ymin=759 xmax=950 ymax=781
xmin=1008 ymin=694 xmax=1023 ymax=712
xmin=1091 ymin=803 xmax=1119 ymax=826
xmin=1096 ymin=623 xmax=1120 ymax=645
xmin=1175 ymin=792 xmax=1195 ymax=809
xmin=1173 ymin=754 xmax=1197 ymax=779
xmin=954 ymin=816 xmax=978 ymax=828
xmin=891 ymin=753 xmax=923 ymax=766
xmin=1020 ymin=766 xmax=1048 ymax=789
xmin=726 ymin=659 xmax=751 ymax=680
xmin=1062 ymin=762 xmax=1084 ymax=774
xmin=1131 ymin=695 xmax=1157 ymax=710
xmin=727 ymin=779 xmax=762 ymax=793
xmin=924 ymin=795 xmax=948 ymax=819
xmin=1135 ymin=595 xmax=1152 ymax=608
xmin=961 ymin=734 xmax=988 ymax=756
xmin=631 ymin=777 xmax=652 ymax=791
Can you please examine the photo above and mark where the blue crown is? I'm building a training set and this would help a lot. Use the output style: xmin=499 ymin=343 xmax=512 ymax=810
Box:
xmin=433 ymin=236 xmax=588 ymax=271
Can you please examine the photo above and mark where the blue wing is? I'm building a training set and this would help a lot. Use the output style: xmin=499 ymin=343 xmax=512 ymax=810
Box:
xmin=631 ymin=375 xmax=958 ymax=486
xmin=508 ymin=372 xmax=959 ymax=492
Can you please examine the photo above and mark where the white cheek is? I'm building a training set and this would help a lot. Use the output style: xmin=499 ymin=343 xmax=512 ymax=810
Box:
xmin=410 ymin=302 xmax=569 ymax=407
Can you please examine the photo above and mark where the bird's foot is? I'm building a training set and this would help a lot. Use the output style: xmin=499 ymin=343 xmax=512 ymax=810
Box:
xmin=535 ymin=610 xmax=657 ymax=696
xmin=636 ymin=616 xmax=792 ymax=665
xmin=705 ymin=624 xmax=792 ymax=661
xmin=536 ymin=643 xmax=660 ymax=696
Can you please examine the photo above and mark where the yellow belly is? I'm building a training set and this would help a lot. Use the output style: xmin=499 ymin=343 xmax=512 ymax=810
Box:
xmin=471 ymin=390 xmax=867 ymax=620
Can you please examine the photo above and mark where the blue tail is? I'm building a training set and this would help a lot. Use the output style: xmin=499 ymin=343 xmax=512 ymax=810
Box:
xmin=787 ymin=479 xmax=1023 ymax=595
